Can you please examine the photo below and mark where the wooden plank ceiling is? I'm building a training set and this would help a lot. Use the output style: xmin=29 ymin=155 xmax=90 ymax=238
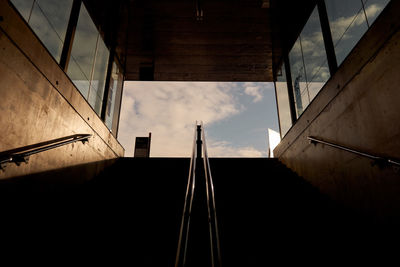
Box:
xmin=126 ymin=0 xmax=273 ymax=81
xmin=84 ymin=0 xmax=317 ymax=82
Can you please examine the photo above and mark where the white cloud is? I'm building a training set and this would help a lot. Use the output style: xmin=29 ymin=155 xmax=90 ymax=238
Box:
xmin=207 ymin=140 xmax=266 ymax=158
xmin=118 ymin=82 xmax=262 ymax=157
xmin=244 ymin=86 xmax=263 ymax=103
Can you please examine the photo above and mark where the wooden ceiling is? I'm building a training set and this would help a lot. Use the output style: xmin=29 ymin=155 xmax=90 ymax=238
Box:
xmin=126 ymin=0 xmax=272 ymax=81
xmin=84 ymin=0 xmax=317 ymax=82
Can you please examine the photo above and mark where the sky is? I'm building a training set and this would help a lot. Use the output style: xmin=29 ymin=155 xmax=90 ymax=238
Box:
xmin=118 ymin=82 xmax=280 ymax=157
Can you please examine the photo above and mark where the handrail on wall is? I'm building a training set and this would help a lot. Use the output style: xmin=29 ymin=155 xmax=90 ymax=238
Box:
xmin=307 ymin=136 xmax=400 ymax=167
xmin=175 ymin=122 xmax=222 ymax=267
xmin=0 ymin=134 xmax=91 ymax=170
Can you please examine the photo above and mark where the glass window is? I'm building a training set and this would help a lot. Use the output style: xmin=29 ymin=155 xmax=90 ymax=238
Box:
xmin=89 ymin=38 xmax=109 ymax=115
xmin=300 ymin=7 xmax=330 ymax=100
xmin=362 ymin=0 xmax=390 ymax=26
xmin=67 ymin=56 xmax=90 ymax=98
xmin=11 ymin=0 xmax=73 ymax=62
xmin=11 ymin=0 xmax=119 ymax=125
xmin=10 ymin=0 xmax=34 ymax=21
xmin=289 ymin=6 xmax=330 ymax=118
xmin=275 ymin=63 xmax=292 ymax=137
xmin=67 ymin=3 xmax=110 ymax=116
xmin=289 ymin=38 xmax=307 ymax=118
xmin=325 ymin=0 xmax=369 ymax=66
xmin=67 ymin=4 xmax=98 ymax=99
xmin=105 ymin=60 xmax=124 ymax=135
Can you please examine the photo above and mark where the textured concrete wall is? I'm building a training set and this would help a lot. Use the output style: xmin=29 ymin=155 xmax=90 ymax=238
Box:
xmin=274 ymin=1 xmax=400 ymax=222
xmin=0 ymin=0 xmax=124 ymax=179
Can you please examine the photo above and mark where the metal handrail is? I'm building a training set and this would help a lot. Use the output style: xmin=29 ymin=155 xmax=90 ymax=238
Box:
xmin=201 ymin=122 xmax=222 ymax=267
xmin=0 ymin=134 xmax=91 ymax=170
xmin=308 ymin=136 xmax=400 ymax=166
xmin=175 ymin=122 xmax=222 ymax=267
xmin=175 ymin=123 xmax=198 ymax=267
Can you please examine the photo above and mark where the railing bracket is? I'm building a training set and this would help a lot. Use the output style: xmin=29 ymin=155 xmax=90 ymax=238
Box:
xmin=13 ymin=155 xmax=30 ymax=166
xmin=0 ymin=162 xmax=8 ymax=171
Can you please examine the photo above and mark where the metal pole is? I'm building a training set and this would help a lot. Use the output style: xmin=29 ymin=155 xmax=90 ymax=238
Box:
xmin=197 ymin=125 xmax=202 ymax=159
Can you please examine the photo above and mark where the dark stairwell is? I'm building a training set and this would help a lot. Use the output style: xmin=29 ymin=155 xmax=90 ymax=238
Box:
xmin=0 ymin=155 xmax=390 ymax=266
xmin=0 ymin=124 xmax=395 ymax=265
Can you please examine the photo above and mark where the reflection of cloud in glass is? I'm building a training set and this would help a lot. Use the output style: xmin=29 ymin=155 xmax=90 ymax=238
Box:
xmin=331 ymin=11 xmax=366 ymax=41
xmin=66 ymin=2 xmax=110 ymax=115
xmin=10 ymin=0 xmax=34 ymax=21
xmin=105 ymin=62 xmax=123 ymax=131
xmin=325 ymin=0 xmax=386 ymax=66
xmin=300 ymin=8 xmax=329 ymax=85
xmin=29 ymin=5 xmax=63 ymax=61
xmin=10 ymin=0 xmax=73 ymax=62
xmin=363 ymin=0 xmax=390 ymax=25
xmin=331 ymin=4 xmax=383 ymax=41
xmin=67 ymin=58 xmax=90 ymax=98
xmin=90 ymin=38 xmax=110 ymax=115
xmin=289 ymin=7 xmax=328 ymax=117
xmin=68 ymin=4 xmax=98 ymax=81
xmin=287 ymin=0 xmax=388 ymax=118
xmin=35 ymin=0 xmax=73 ymax=42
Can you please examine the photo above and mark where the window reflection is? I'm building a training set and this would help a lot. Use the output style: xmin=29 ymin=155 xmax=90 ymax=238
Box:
xmin=105 ymin=60 xmax=124 ymax=135
xmin=362 ymin=0 xmax=390 ymax=26
xmin=275 ymin=63 xmax=292 ymax=137
xmin=11 ymin=0 xmax=72 ymax=62
xmin=281 ymin=0 xmax=389 ymax=130
xmin=67 ymin=2 xmax=110 ymax=116
xmin=10 ymin=0 xmax=34 ymax=21
xmin=325 ymin=0 xmax=369 ymax=66
xmin=289 ymin=6 xmax=329 ymax=118
xmin=67 ymin=4 xmax=98 ymax=98
xmin=89 ymin=39 xmax=109 ymax=114
xmin=289 ymin=38 xmax=307 ymax=117
xmin=300 ymin=7 xmax=330 ymax=99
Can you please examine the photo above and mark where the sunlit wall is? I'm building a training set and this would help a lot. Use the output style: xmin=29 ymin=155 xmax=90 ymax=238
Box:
xmin=10 ymin=0 xmax=124 ymax=136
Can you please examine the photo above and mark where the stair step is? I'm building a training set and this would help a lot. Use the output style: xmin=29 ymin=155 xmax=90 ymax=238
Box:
xmin=0 ymin=157 xmax=383 ymax=265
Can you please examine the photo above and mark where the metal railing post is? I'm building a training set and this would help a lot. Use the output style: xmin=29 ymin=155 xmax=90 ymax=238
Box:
xmin=175 ymin=122 xmax=222 ymax=267
xmin=197 ymin=125 xmax=202 ymax=159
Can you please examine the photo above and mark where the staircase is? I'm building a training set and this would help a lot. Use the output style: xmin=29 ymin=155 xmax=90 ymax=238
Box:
xmin=0 ymin=156 xmax=385 ymax=265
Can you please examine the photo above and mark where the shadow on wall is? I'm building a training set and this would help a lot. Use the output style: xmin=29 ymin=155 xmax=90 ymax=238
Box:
xmin=0 ymin=159 xmax=117 ymax=192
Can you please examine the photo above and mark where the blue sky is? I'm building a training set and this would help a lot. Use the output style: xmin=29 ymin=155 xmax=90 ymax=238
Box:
xmin=118 ymin=82 xmax=279 ymax=157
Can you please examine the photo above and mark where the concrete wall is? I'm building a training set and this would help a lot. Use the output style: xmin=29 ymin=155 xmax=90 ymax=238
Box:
xmin=274 ymin=1 xmax=400 ymax=222
xmin=0 ymin=0 xmax=124 ymax=179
